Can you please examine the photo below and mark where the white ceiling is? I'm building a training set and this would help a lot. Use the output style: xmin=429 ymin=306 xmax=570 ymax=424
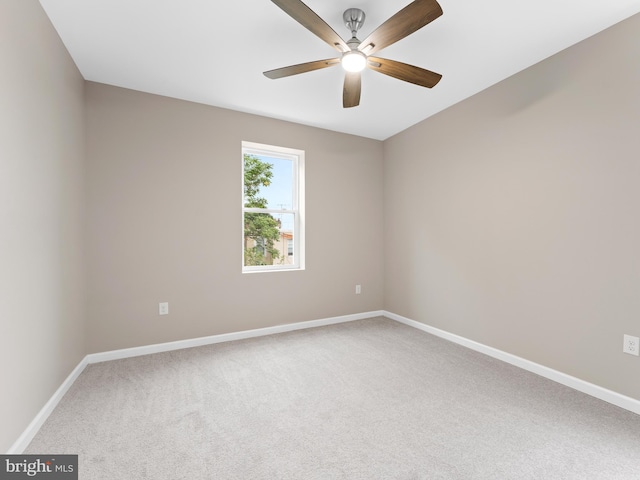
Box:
xmin=39 ymin=0 xmax=640 ymax=140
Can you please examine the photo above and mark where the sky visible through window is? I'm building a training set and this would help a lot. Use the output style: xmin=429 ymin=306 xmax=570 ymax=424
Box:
xmin=258 ymin=155 xmax=294 ymax=230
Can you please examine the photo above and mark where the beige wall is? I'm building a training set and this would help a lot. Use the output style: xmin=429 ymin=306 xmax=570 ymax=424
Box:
xmin=0 ymin=1 xmax=86 ymax=452
xmin=85 ymin=83 xmax=384 ymax=352
xmin=384 ymin=13 xmax=640 ymax=400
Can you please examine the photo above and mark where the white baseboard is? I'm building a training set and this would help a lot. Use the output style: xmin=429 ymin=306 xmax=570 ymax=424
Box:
xmin=384 ymin=310 xmax=640 ymax=416
xmin=7 ymin=357 xmax=89 ymax=454
xmin=86 ymin=310 xmax=384 ymax=364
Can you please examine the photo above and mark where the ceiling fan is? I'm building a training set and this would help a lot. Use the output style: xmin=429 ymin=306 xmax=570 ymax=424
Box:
xmin=264 ymin=0 xmax=443 ymax=108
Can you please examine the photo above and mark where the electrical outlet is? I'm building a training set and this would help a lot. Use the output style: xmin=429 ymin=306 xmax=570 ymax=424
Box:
xmin=623 ymin=334 xmax=639 ymax=356
xmin=355 ymin=284 xmax=361 ymax=295
xmin=159 ymin=302 xmax=169 ymax=315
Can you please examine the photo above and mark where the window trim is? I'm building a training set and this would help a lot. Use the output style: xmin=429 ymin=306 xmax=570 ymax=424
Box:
xmin=242 ymin=141 xmax=305 ymax=273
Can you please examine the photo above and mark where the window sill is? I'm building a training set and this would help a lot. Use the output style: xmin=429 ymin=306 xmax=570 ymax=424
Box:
xmin=242 ymin=266 xmax=305 ymax=274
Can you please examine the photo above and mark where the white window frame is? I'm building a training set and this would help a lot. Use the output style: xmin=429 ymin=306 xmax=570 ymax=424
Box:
xmin=242 ymin=141 xmax=305 ymax=273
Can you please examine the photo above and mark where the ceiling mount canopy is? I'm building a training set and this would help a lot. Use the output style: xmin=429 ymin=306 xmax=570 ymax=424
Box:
xmin=343 ymin=8 xmax=366 ymax=39
xmin=263 ymin=0 xmax=444 ymax=108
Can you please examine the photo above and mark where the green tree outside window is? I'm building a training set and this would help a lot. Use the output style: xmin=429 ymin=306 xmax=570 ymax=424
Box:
xmin=243 ymin=154 xmax=281 ymax=266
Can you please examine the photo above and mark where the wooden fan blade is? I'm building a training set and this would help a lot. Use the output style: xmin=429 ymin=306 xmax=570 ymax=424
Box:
xmin=358 ymin=0 xmax=443 ymax=56
xmin=367 ymin=56 xmax=442 ymax=88
xmin=271 ymin=0 xmax=349 ymax=53
xmin=264 ymin=58 xmax=340 ymax=79
xmin=343 ymin=72 xmax=361 ymax=108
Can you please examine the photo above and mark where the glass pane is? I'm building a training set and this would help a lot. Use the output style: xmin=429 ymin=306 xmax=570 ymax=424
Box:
xmin=273 ymin=212 xmax=295 ymax=266
xmin=243 ymin=154 xmax=293 ymax=209
xmin=244 ymin=212 xmax=295 ymax=266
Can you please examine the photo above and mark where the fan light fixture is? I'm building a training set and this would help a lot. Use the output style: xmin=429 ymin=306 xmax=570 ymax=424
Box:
xmin=341 ymin=51 xmax=366 ymax=72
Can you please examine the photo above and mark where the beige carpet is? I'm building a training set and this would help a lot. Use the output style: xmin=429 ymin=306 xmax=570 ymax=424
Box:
xmin=25 ymin=317 xmax=640 ymax=479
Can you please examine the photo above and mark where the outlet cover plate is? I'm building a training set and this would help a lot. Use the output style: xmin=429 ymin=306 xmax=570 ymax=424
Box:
xmin=623 ymin=334 xmax=639 ymax=356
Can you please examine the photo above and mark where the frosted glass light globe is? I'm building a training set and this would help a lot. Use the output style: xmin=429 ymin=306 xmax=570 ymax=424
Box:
xmin=341 ymin=51 xmax=366 ymax=73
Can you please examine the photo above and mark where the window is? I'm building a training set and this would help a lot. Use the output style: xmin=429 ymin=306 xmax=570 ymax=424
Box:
xmin=242 ymin=141 xmax=305 ymax=272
